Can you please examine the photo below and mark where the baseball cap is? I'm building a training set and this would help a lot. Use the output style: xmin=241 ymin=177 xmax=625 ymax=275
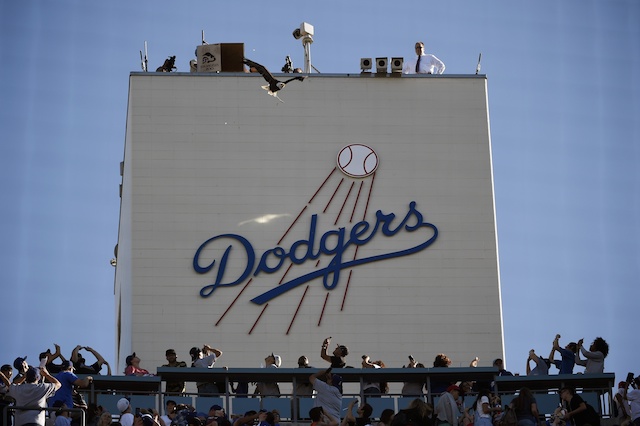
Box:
xmin=209 ymin=404 xmax=223 ymax=412
xmin=13 ymin=356 xmax=27 ymax=370
xmin=25 ymin=366 xmax=40 ymax=383
xmin=125 ymin=353 xmax=137 ymax=365
xmin=189 ymin=347 xmax=201 ymax=358
xmin=60 ymin=360 xmax=72 ymax=370
xmin=117 ymin=397 xmax=130 ymax=413
xmin=447 ymin=384 xmax=461 ymax=392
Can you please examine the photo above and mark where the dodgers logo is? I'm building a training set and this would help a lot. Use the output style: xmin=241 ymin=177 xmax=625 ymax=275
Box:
xmin=193 ymin=145 xmax=438 ymax=307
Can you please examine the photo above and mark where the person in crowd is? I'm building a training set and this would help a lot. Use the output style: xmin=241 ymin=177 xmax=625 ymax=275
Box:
xmin=205 ymin=404 xmax=231 ymax=426
xmin=549 ymin=334 xmax=577 ymax=375
xmin=510 ymin=387 xmax=539 ymax=426
xmin=51 ymin=359 xmax=94 ymax=419
xmin=160 ymin=400 xmax=177 ymax=426
xmin=232 ymin=411 xmax=259 ymax=426
xmin=402 ymin=356 xmax=426 ymax=397
xmin=124 ymin=353 xmax=152 ymax=376
xmin=493 ymin=359 xmax=513 ymax=376
xmin=575 ymin=337 xmax=609 ymax=374
xmin=472 ymin=389 xmax=501 ymax=426
xmin=309 ymin=406 xmax=339 ymax=426
xmin=12 ymin=357 xmax=28 ymax=385
xmin=86 ymin=403 xmax=105 ymax=426
xmin=41 ymin=344 xmax=68 ymax=374
xmin=53 ymin=401 xmax=72 ymax=426
xmin=435 ymin=384 xmax=460 ymax=426
xmin=295 ymin=356 xmax=314 ymax=396
xmin=378 ymin=409 xmax=395 ymax=426
xmin=162 ymin=349 xmax=187 ymax=394
xmin=393 ymin=398 xmax=432 ymax=426
xmin=117 ymin=397 xmax=134 ymax=426
xmin=256 ymin=354 xmax=281 ymax=398
xmin=525 ymin=350 xmax=549 ymax=376
xmin=310 ymin=368 xmax=343 ymax=423
xmin=623 ymin=373 xmax=640 ymax=426
xmin=256 ymin=410 xmax=277 ymax=426
xmin=559 ymin=387 xmax=600 ymax=426
xmin=341 ymin=399 xmax=373 ymax=426
xmin=321 ymin=337 xmax=349 ymax=368
xmin=190 ymin=344 xmax=223 ymax=395
xmin=1 ymin=366 xmax=61 ymax=426
xmin=71 ymin=346 xmax=111 ymax=375
xmin=361 ymin=355 xmax=386 ymax=400
xmin=614 ymin=381 xmax=631 ymax=426
xmin=431 ymin=354 xmax=453 ymax=394
xmin=98 ymin=411 xmax=113 ymax=426
xmin=402 ymin=41 xmax=446 ymax=75
xmin=0 ymin=364 xmax=14 ymax=426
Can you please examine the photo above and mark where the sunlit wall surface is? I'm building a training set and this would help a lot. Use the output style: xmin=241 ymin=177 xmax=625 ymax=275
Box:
xmin=115 ymin=73 xmax=503 ymax=381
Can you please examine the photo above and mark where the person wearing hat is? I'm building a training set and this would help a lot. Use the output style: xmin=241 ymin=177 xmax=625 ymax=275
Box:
xmin=320 ymin=337 xmax=348 ymax=368
xmin=435 ymin=384 xmax=461 ymax=426
xmin=12 ymin=356 xmax=29 ymax=384
xmin=309 ymin=368 xmax=342 ymax=423
xmin=0 ymin=365 xmax=61 ymax=426
xmin=117 ymin=397 xmax=134 ymax=426
xmin=71 ymin=345 xmax=112 ymax=375
xmin=205 ymin=404 xmax=230 ymax=426
xmin=40 ymin=344 xmax=68 ymax=374
xmin=52 ymin=400 xmax=72 ymax=426
xmin=125 ymin=353 xmax=152 ymax=376
xmin=256 ymin=354 xmax=281 ymax=398
xmin=190 ymin=344 xmax=223 ymax=395
xmin=161 ymin=349 xmax=187 ymax=394
xmin=51 ymin=359 xmax=94 ymax=415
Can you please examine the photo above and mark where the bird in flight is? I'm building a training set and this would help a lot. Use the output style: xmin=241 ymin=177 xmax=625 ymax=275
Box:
xmin=243 ymin=58 xmax=305 ymax=102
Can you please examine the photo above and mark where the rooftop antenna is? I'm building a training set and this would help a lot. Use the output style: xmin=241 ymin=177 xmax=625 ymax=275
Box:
xmin=139 ymin=41 xmax=148 ymax=72
xmin=475 ymin=53 xmax=482 ymax=74
xmin=201 ymin=30 xmax=207 ymax=45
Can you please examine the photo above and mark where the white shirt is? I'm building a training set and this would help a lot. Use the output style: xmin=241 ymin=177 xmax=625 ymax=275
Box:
xmin=628 ymin=388 xmax=640 ymax=421
xmin=403 ymin=54 xmax=445 ymax=75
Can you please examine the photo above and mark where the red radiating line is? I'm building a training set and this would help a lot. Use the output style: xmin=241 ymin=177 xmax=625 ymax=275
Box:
xmin=315 ymin=259 xmax=321 ymax=267
xmin=324 ymin=178 xmax=344 ymax=213
xmin=277 ymin=205 xmax=307 ymax=245
xmin=309 ymin=168 xmax=336 ymax=204
xmin=278 ymin=263 xmax=294 ymax=284
xmin=286 ymin=285 xmax=310 ymax=335
xmin=249 ymin=304 xmax=269 ymax=335
xmin=350 ymin=181 xmax=364 ymax=223
xmin=362 ymin=171 xmax=376 ymax=221
xmin=318 ymin=293 xmax=330 ymax=326
xmin=215 ymin=278 xmax=254 ymax=326
xmin=334 ymin=181 xmax=355 ymax=225
xmin=340 ymin=270 xmax=354 ymax=311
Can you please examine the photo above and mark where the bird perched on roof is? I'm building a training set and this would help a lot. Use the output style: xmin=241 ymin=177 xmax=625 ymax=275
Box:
xmin=243 ymin=58 xmax=305 ymax=102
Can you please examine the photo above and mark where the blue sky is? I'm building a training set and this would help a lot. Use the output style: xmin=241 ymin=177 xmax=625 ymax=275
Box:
xmin=1 ymin=0 xmax=638 ymax=382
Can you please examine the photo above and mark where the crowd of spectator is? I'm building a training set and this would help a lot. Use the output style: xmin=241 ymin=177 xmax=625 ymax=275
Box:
xmin=1 ymin=335 xmax=636 ymax=426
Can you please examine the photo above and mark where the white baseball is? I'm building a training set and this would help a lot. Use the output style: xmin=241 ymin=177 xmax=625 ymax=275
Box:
xmin=337 ymin=144 xmax=379 ymax=178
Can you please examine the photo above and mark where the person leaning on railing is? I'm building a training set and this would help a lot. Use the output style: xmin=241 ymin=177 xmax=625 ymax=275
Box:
xmin=1 ymin=365 xmax=61 ymax=426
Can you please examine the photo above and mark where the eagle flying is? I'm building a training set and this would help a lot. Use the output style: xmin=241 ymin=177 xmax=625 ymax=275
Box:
xmin=243 ymin=58 xmax=305 ymax=102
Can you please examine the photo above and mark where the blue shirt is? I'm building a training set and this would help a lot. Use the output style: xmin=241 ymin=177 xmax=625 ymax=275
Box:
xmin=553 ymin=347 xmax=575 ymax=374
xmin=51 ymin=371 xmax=78 ymax=408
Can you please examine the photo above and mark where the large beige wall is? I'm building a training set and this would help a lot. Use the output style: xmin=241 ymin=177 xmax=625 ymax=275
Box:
xmin=115 ymin=72 xmax=503 ymax=380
